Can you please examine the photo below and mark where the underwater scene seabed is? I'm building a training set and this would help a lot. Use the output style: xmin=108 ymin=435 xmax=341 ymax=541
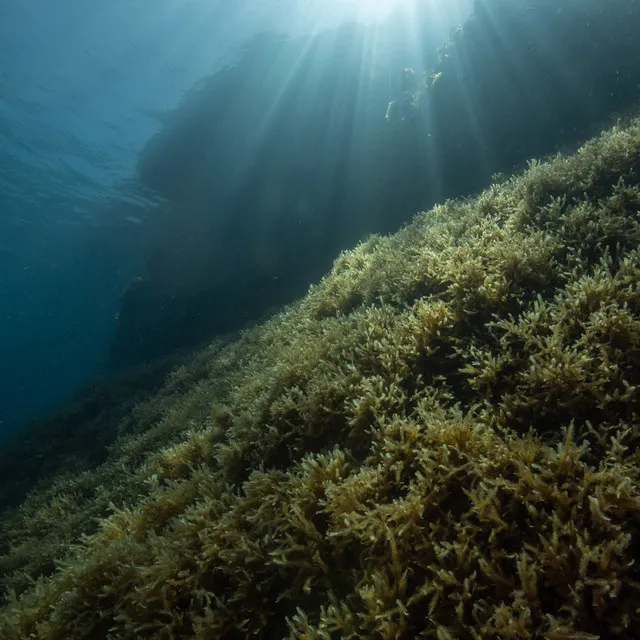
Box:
xmin=1 ymin=116 xmax=640 ymax=637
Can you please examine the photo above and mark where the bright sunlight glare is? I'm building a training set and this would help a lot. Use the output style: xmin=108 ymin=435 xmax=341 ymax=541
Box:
xmin=339 ymin=0 xmax=412 ymax=22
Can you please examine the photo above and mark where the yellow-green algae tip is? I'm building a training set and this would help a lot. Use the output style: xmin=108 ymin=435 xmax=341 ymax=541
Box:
xmin=2 ymin=117 xmax=640 ymax=639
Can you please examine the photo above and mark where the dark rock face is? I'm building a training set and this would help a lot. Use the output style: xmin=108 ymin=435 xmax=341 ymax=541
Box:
xmin=109 ymin=0 xmax=640 ymax=369
xmin=412 ymin=0 xmax=640 ymax=190
xmin=109 ymin=23 xmax=437 ymax=368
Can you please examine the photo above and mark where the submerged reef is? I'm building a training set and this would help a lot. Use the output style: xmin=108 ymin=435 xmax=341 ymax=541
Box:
xmin=111 ymin=0 xmax=640 ymax=370
xmin=2 ymin=116 xmax=640 ymax=638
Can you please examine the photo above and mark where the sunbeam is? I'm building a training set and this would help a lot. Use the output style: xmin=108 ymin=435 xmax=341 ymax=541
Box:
xmin=349 ymin=0 xmax=411 ymax=21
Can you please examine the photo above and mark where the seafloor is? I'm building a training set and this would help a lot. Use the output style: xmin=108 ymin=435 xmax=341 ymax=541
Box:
xmin=1 ymin=116 xmax=640 ymax=638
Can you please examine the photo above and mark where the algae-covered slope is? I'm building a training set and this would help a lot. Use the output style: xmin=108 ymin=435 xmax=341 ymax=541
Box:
xmin=2 ymin=118 xmax=640 ymax=638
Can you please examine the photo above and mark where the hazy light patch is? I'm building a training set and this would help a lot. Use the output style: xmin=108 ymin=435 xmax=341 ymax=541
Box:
xmin=345 ymin=0 xmax=411 ymax=22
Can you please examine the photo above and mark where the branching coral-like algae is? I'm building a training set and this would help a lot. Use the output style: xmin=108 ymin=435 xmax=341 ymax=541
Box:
xmin=2 ymin=118 xmax=640 ymax=638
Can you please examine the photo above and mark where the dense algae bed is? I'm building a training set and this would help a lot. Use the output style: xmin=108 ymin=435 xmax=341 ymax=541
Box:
xmin=2 ymin=117 xmax=640 ymax=638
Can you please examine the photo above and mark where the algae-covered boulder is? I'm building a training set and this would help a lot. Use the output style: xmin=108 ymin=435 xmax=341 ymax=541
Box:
xmin=1 ymin=116 xmax=640 ymax=638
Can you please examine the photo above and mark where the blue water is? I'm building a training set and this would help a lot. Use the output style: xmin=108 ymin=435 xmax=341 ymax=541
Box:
xmin=0 ymin=0 xmax=472 ymax=441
